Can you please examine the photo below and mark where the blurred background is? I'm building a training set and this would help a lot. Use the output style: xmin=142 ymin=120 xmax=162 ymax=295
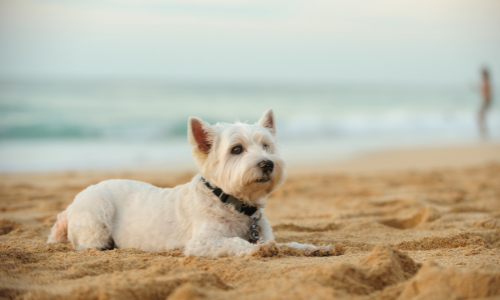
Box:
xmin=0 ymin=0 xmax=499 ymax=172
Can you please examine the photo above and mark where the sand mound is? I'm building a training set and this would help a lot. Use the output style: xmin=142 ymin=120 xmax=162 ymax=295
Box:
xmin=399 ymin=261 xmax=500 ymax=300
xmin=1 ymin=163 xmax=500 ymax=299
xmin=308 ymin=245 xmax=421 ymax=295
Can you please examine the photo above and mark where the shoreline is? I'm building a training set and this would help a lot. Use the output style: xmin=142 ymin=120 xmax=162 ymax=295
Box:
xmin=289 ymin=143 xmax=500 ymax=175
xmin=1 ymin=143 xmax=498 ymax=179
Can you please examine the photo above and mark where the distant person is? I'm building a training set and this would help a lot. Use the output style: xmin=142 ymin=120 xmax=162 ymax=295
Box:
xmin=478 ymin=68 xmax=492 ymax=140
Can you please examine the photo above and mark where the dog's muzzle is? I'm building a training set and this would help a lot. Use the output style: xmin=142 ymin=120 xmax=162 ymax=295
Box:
xmin=256 ymin=160 xmax=274 ymax=183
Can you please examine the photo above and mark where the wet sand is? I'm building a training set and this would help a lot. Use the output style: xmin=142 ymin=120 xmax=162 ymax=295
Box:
xmin=1 ymin=145 xmax=500 ymax=299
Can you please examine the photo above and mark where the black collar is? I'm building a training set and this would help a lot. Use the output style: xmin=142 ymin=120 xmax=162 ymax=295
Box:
xmin=201 ymin=177 xmax=258 ymax=217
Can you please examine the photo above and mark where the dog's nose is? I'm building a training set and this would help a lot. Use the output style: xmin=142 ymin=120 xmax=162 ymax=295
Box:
xmin=259 ymin=160 xmax=274 ymax=174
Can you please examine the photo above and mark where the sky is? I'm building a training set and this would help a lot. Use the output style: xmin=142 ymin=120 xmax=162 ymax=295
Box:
xmin=0 ymin=0 xmax=499 ymax=85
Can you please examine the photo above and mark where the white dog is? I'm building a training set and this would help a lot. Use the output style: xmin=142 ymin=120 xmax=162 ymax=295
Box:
xmin=47 ymin=109 xmax=332 ymax=257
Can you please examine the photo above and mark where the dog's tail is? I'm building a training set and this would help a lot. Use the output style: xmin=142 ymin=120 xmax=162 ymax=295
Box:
xmin=47 ymin=211 xmax=69 ymax=243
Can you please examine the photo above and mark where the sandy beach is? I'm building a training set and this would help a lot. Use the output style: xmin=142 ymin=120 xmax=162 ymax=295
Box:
xmin=1 ymin=144 xmax=500 ymax=300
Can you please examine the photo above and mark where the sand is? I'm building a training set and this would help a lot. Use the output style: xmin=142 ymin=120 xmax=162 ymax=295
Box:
xmin=1 ymin=145 xmax=500 ymax=300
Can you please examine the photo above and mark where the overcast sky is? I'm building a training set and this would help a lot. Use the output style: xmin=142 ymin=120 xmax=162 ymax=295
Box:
xmin=1 ymin=0 xmax=499 ymax=85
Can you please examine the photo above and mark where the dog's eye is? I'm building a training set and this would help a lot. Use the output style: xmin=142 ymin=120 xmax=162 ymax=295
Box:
xmin=231 ymin=146 xmax=243 ymax=154
xmin=263 ymin=144 xmax=269 ymax=151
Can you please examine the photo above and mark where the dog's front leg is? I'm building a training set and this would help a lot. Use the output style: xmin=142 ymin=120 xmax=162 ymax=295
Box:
xmin=279 ymin=242 xmax=334 ymax=256
xmin=184 ymin=235 xmax=275 ymax=257
xmin=254 ymin=211 xmax=274 ymax=242
xmin=258 ymin=214 xmax=333 ymax=256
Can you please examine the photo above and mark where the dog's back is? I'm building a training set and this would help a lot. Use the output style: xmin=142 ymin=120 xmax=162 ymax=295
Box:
xmin=48 ymin=179 xmax=185 ymax=251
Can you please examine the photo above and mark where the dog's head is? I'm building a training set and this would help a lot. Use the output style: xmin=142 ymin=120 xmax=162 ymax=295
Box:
xmin=188 ymin=109 xmax=286 ymax=204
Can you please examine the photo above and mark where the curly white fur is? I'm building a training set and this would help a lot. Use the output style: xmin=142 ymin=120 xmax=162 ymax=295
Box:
xmin=47 ymin=109 xmax=332 ymax=257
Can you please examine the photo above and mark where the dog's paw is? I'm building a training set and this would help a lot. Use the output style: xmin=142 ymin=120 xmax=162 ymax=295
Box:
xmin=303 ymin=244 xmax=334 ymax=257
xmin=249 ymin=240 xmax=278 ymax=257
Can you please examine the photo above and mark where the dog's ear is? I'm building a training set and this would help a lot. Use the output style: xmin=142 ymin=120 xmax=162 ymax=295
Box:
xmin=188 ymin=117 xmax=214 ymax=154
xmin=258 ymin=109 xmax=276 ymax=136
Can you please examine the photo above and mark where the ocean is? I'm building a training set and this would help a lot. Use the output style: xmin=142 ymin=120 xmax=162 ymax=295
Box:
xmin=1 ymin=81 xmax=498 ymax=172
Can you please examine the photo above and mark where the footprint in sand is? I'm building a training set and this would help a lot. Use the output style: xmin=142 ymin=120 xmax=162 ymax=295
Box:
xmin=379 ymin=205 xmax=441 ymax=229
